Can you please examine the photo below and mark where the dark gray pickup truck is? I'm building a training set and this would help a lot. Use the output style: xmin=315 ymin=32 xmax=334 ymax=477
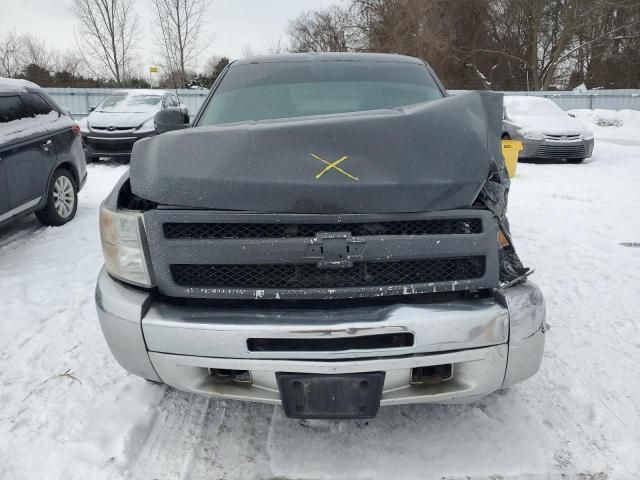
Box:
xmin=96 ymin=53 xmax=546 ymax=419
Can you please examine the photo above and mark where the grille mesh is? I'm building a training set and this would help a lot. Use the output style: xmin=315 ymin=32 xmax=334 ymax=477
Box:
xmin=535 ymin=144 xmax=586 ymax=159
xmin=171 ymin=257 xmax=485 ymax=289
xmin=164 ymin=219 xmax=482 ymax=239
xmin=87 ymin=140 xmax=135 ymax=153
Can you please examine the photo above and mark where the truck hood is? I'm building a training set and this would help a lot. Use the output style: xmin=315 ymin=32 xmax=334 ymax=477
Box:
xmin=130 ymin=91 xmax=506 ymax=214
xmin=89 ymin=111 xmax=155 ymax=129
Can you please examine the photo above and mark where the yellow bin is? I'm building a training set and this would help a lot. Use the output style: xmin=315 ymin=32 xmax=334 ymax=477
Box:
xmin=501 ymin=140 xmax=522 ymax=178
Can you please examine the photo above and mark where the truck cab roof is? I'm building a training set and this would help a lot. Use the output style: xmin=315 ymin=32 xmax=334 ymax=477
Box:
xmin=232 ymin=52 xmax=427 ymax=66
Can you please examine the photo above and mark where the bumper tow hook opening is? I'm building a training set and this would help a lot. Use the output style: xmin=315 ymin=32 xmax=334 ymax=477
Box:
xmin=209 ymin=368 xmax=252 ymax=384
xmin=411 ymin=364 xmax=454 ymax=385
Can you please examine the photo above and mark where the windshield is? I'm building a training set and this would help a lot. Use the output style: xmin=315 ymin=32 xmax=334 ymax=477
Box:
xmin=505 ymin=97 xmax=564 ymax=117
xmin=96 ymin=92 xmax=163 ymax=113
xmin=197 ymin=61 xmax=444 ymax=126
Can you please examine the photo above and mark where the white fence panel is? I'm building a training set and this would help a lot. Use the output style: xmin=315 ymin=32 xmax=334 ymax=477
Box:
xmin=449 ymin=89 xmax=640 ymax=111
xmin=45 ymin=88 xmax=640 ymax=119
xmin=44 ymin=88 xmax=209 ymax=120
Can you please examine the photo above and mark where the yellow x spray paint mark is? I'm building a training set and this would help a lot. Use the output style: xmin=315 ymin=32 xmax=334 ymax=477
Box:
xmin=310 ymin=153 xmax=359 ymax=181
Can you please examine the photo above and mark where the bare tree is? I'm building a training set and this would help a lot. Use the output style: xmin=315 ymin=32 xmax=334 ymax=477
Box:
xmin=150 ymin=0 xmax=212 ymax=87
xmin=0 ymin=31 xmax=24 ymax=78
xmin=288 ymin=6 xmax=365 ymax=53
xmin=334 ymin=0 xmax=640 ymax=90
xmin=240 ymin=44 xmax=256 ymax=58
xmin=55 ymin=50 xmax=85 ymax=78
xmin=21 ymin=35 xmax=54 ymax=71
xmin=263 ymin=36 xmax=287 ymax=55
xmin=479 ymin=0 xmax=640 ymax=89
xmin=71 ymin=0 xmax=138 ymax=84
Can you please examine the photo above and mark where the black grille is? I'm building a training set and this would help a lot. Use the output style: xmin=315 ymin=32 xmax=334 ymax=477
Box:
xmin=535 ymin=144 xmax=586 ymax=159
xmin=164 ymin=219 xmax=482 ymax=239
xmin=87 ymin=140 xmax=135 ymax=153
xmin=91 ymin=126 xmax=135 ymax=131
xmin=170 ymin=257 xmax=485 ymax=289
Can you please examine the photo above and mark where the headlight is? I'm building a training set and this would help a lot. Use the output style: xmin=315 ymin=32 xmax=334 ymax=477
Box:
xmin=136 ymin=118 xmax=155 ymax=133
xmin=78 ymin=118 xmax=90 ymax=134
xmin=99 ymin=204 xmax=153 ymax=287
xmin=582 ymin=131 xmax=594 ymax=140
xmin=517 ymin=129 xmax=544 ymax=140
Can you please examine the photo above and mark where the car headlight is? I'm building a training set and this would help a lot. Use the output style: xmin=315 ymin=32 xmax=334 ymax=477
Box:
xmin=99 ymin=204 xmax=153 ymax=287
xmin=78 ymin=118 xmax=90 ymax=134
xmin=582 ymin=131 xmax=594 ymax=140
xmin=136 ymin=118 xmax=156 ymax=133
xmin=517 ymin=129 xmax=544 ymax=140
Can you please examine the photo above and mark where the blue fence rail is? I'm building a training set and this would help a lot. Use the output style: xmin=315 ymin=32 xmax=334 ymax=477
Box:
xmin=43 ymin=87 xmax=640 ymax=120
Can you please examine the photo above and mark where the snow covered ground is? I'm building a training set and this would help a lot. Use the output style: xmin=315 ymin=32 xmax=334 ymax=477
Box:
xmin=1 ymin=111 xmax=639 ymax=479
xmin=570 ymin=108 xmax=640 ymax=146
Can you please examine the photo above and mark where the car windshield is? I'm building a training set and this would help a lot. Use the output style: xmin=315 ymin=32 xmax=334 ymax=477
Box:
xmin=197 ymin=60 xmax=444 ymax=126
xmin=505 ymin=97 xmax=564 ymax=117
xmin=96 ymin=92 xmax=162 ymax=113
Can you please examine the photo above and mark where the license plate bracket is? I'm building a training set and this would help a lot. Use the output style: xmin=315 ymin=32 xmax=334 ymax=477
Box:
xmin=276 ymin=372 xmax=385 ymax=419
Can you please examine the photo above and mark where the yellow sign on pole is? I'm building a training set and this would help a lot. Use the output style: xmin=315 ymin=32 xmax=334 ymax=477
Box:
xmin=149 ymin=66 xmax=159 ymax=73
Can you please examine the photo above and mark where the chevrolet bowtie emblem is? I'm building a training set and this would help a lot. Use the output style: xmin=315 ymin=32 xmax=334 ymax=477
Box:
xmin=310 ymin=153 xmax=359 ymax=181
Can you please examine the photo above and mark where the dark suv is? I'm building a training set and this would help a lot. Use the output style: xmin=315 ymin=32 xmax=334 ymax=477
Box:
xmin=0 ymin=78 xmax=86 ymax=227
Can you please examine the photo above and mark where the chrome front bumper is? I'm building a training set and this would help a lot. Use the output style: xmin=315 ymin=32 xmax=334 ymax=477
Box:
xmin=95 ymin=267 xmax=546 ymax=406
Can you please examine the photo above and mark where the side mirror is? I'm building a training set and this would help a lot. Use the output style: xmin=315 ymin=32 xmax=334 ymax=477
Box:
xmin=88 ymin=106 xmax=96 ymax=112
xmin=567 ymin=112 xmax=576 ymax=118
xmin=155 ymin=108 xmax=186 ymax=134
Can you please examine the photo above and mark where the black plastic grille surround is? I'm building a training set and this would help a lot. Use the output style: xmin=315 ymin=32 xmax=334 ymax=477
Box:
xmin=164 ymin=219 xmax=483 ymax=239
xmin=170 ymin=257 xmax=485 ymax=289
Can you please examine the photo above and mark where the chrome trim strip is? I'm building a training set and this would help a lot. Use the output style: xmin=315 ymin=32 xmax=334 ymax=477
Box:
xmin=0 ymin=196 xmax=42 ymax=222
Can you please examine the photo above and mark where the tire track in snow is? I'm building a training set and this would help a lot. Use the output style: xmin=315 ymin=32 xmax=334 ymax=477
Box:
xmin=128 ymin=389 xmax=275 ymax=479
xmin=128 ymin=388 xmax=216 ymax=479
xmin=187 ymin=400 xmax=274 ymax=479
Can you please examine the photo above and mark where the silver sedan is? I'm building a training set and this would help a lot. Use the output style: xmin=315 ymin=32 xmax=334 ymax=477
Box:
xmin=502 ymin=96 xmax=594 ymax=163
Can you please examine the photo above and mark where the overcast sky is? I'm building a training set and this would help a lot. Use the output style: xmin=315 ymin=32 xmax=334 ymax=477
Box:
xmin=0 ymin=0 xmax=337 ymax=72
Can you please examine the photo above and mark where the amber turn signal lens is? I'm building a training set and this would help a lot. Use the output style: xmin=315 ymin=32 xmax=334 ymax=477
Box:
xmin=497 ymin=230 xmax=510 ymax=248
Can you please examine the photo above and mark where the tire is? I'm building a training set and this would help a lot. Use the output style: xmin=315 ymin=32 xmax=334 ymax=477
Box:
xmin=35 ymin=168 xmax=78 ymax=226
xmin=566 ymin=158 xmax=584 ymax=164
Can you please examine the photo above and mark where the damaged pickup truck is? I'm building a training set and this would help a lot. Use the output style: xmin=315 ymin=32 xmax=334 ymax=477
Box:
xmin=95 ymin=53 xmax=546 ymax=419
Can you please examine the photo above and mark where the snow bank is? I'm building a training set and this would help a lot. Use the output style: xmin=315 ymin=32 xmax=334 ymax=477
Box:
xmin=2 ymin=136 xmax=640 ymax=478
xmin=569 ymin=108 xmax=640 ymax=145
xmin=0 ymin=165 xmax=165 ymax=480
